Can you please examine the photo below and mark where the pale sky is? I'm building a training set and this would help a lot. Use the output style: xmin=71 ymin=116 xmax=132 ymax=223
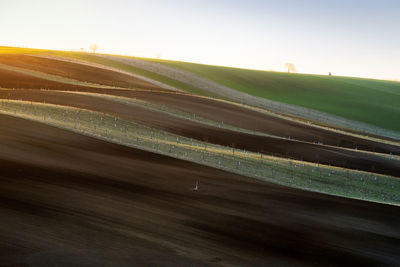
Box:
xmin=1 ymin=0 xmax=399 ymax=80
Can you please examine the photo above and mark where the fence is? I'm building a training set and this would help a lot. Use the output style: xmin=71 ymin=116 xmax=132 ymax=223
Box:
xmin=0 ymin=99 xmax=399 ymax=205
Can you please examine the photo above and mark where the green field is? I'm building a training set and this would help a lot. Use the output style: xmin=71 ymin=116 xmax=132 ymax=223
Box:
xmin=142 ymin=58 xmax=400 ymax=132
xmin=2 ymin=46 xmax=399 ymax=132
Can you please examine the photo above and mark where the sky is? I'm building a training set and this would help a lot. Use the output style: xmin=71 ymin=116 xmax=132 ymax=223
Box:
xmin=1 ymin=0 xmax=399 ymax=80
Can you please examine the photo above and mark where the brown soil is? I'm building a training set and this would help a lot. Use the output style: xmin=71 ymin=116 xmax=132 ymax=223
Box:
xmin=0 ymin=54 xmax=163 ymax=90
xmin=0 ymin=67 xmax=92 ymax=91
xmin=1 ymin=114 xmax=399 ymax=266
xmin=1 ymin=89 xmax=399 ymax=177
xmin=1 ymin=68 xmax=397 ymax=156
xmin=114 ymin=90 xmax=400 ymax=155
xmin=0 ymin=67 xmax=171 ymax=94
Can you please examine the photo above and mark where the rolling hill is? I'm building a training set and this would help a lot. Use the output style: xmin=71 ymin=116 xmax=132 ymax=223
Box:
xmin=136 ymin=57 xmax=400 ymax=133
xmin=1 ymin=46 xmax=400 ymax=266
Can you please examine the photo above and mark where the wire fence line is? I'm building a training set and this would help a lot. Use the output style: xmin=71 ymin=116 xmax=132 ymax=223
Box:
xmin=67 ymin=91 xmax=283 ymax=140
xmin=101 ymin=55 xmax=400 ymax=140
xmin=1 ymin=99 xmax=399 ymax=206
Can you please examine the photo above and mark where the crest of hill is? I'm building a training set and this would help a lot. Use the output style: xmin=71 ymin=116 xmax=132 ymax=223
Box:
xmin=138 ymin=57 xmax=400 ymax=133
xmin=1 ymin=46 xmax=399 ymax=133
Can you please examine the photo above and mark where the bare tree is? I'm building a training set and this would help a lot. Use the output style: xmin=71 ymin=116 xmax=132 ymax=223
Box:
xmin=285 ymin=62 xmax=296 ymax=73
xmin=90 ymin=44 xmax=99 ymax=53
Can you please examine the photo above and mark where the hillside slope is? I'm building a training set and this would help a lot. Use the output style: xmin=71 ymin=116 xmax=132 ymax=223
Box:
xmin=1 ymin=47 xmax=400 ymax=265
xmin=1 ymin=115 xmax=400 ymax=266
xmin=3 ymin=47 xmax=398 ymax=137
xmin=143 ymin=58 xmax=400 ymax=133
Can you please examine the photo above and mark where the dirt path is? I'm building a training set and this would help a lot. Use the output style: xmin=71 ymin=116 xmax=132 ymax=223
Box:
xmin=1 ymin=89 xmax=399 ymax=177
xmin=1 ymin=114 xmax=399 ymax=266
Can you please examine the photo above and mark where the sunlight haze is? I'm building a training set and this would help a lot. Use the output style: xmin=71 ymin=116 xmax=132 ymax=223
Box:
xmin=1 ymin=0 xmax=399 ymax=80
